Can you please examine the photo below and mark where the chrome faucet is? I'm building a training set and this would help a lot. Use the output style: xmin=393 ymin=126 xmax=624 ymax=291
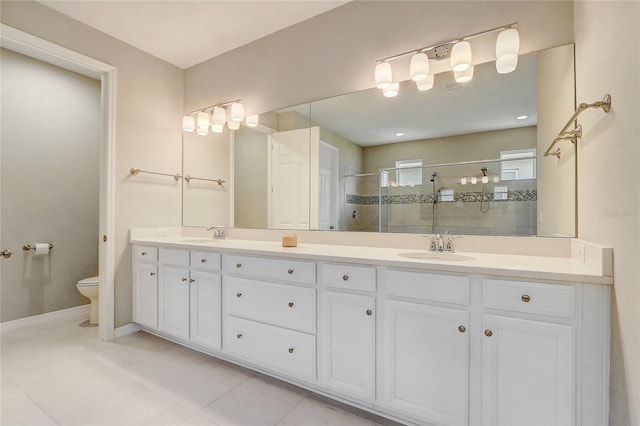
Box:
xmin=429 ymin=234 xmax=460 ymax=253
xmin=206 ymin=226 xmax=225 ymax=240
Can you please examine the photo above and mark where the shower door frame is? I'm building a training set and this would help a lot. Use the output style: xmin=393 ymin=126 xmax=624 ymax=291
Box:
xmin=1 ymin=24 xmax=117 ymax=341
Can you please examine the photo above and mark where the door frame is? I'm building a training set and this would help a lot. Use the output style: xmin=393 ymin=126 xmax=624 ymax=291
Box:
xmin=1 ymin=24 xmax=117 ymax=340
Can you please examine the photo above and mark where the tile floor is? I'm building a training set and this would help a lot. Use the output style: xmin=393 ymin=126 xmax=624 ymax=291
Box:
xmin=1 ymin=307 xmax=402 ymax=426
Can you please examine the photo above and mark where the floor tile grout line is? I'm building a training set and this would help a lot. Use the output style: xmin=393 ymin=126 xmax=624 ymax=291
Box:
xmin=273 ymin=394 xmax=308 ymax=426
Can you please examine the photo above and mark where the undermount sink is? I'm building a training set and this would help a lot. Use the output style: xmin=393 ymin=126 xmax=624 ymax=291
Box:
xmin=397 ymin=252 xmax=475 ymax=261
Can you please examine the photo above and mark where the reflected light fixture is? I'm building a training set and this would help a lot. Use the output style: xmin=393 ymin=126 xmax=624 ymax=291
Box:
xmin=410 ymin=52 xmax=429 ymax=81
xmin=482 ymin=175 xmax=489 ymax=184
xmin=230 ymin=102 xmax=245 ymax=122
xmin=196 ymin=127 xmax=208 ymax=136
xmin=471 ymin=177 xmax=477 ymax=184
xmin=416 ymin=74 xmax=434 ymax=91
xmin=246 ymin=114 xmax=259 ymax=127
xmin=450 ymin=40 xmax=472 ymax=72
xmin=383 ymin=82 xmax=399 ymax=98
xmin=496 ymin=27 xmax=520 ymax=74
xmin=211 ymin=107 xmax=226 ymax=133
xmin=460 ymin=177 xmax=467 ymax=185
xmin=227 ymin=119 xmax=240 ymax=130
xmin=182 ymin=116 xmax=195 ymax=132
xmin=375 ymin=62 xmax=393 ymax=89
xmin=493 ymin=176 xmax=500 ymax=183
xmin=454 ymin=65 xmax=474 ymax=83
xmin=196 ymin=111 xmax=210 ymax=130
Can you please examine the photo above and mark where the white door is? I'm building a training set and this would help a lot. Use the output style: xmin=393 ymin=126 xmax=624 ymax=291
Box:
xmin=268 ymin=127 xmax=319 ymax=229
xmin=158 ymin=266 xmax=190 ymax=339
xmin=320 ymin=291 xmax=375 ymax=401
xmin=383 ymin=300 xmax=469 ymax=426
xmin=133 ymin=263 xmax=158 ymax=328
xmin=318 ymin=142 xmax=339 ymax=230
xmin=189 ymin=270 xmax=222 ymax=349
xmin=482 ymin=315 xmax=575 ymax=426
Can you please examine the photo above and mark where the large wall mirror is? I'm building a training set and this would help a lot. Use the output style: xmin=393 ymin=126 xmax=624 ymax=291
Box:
xmin=183 ymin=43 xmax=576 ymax=237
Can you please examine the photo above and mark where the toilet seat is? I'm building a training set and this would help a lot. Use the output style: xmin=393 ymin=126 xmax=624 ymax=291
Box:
xmin=77 ymin=276 xmax=99 ymax=287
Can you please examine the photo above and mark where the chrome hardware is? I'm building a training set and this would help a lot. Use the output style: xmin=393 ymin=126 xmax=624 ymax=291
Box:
xmin=141 ymin=251 xmax=147 ymax=256
xmin=427 ymin=234 xmax=460 ymax=253
xmin=288 ymin=347 xmax=294 ymax=353
xmin=201 ymin=258 xmax=207 ymax=263
xmin=458 ymin=325 xmax=466 ymax=333
xmin=185 ymin=175 xmax=225 ymax=186
xmin=521 ymin=294 xmax=531 ymax=303
xmin=236 ymin=333 xmax=242 ymax=339
xmin=150 ymin=272 xmax=155 ymax=276
xmin=23 ymin=243 xmax=54 ymax=252
xmin=1 ymin=249 xmax=12 ymax=259
xmin=366 ymin=309 xmax=372 ymax=316
xmin=287 ymin=268 xmax=294 ymax=275
xmin=485 ymin=329 xmax=493 ymax=337
xmin=235 ymin=263 xmax=242 ymax=268
xmin=236 ymin=292 xmax=242 ymax=298
xmin=181 ymin=277 xmax=187 ymax=282
xmin=103 ymin=235 xmax=107 ymax=242
xmin=342 ymin=275 xmax=349 ymax=281
xmin=206 ymin=226 xmax=225 ymax=240
xmin=130 ymin=167 xmax=182 ymax=181
xmin=288 ymin=302 xmax=294 ymax=308
xmin=189 ymin=278 xmax=195 ymax=283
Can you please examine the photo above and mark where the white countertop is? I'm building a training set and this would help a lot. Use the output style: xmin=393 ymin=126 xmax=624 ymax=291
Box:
xmin=130 ymin=235 xmax=613 ymax=285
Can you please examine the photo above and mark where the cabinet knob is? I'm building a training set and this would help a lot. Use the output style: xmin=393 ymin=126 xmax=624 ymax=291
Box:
xmin=201 ymin=258 xmax=207 ymax=263
xmin=288 ymin=268 xmax=294 ymax=275
xmin=236 ymin=333 xmax=242 ymax=339
xmin=141 ymin=252 xmax=147 ymax=256
xmin=521 ymin=294 xmax=531 ymax=303
xmin=458 ymin=325 xmax=466 ymax=333
xmin=235 ymin=263 xmax=242 ymax=268
xmin=236 ymin=292 xmax=242 ymax=298
xmin=288 ymin=302 xmax=294 ymax=308
xmin=366 ymin=309 xmax=372 ymax=316
xmin=342 ymin=275 xmax=349 ymax=281
xmin=189 ymin=278 xmax=195 ymax=283
xmin=181 ymin=277 xmax=187 ymax=282
xmin=288 ymin=347 xmax=294 ymax=353
xmin=484 ymin=329 xmax=493 ymax=337
xmin=150 ymin=272 xmax=155 ymax=276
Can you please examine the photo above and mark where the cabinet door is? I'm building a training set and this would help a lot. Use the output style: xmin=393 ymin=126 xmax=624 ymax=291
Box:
xmin=383 ymin=300 xmax=469 ymax=426
xmin=320 ymin=291 xmax=375 ymax=401
xmin=190 ymin=270 xmax=222 ymax=350
xmin=482 ymin=315 xmax=575 ymax=426
xmin=133 ymin=262 xmax=158 ymax=328
xmin=158 ymin=266 xmax=190 ymax=339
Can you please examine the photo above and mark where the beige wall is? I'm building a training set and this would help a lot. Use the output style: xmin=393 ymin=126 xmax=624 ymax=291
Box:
xmin=1 ymin=49 xmax=100 ymax=321
xmin=234 ymin=127 xmax=269 ymax=229
xmin=574 ymin=2 xmax=640 ymax=424
xmin=1 ymin=1 xmax=184 ymax=327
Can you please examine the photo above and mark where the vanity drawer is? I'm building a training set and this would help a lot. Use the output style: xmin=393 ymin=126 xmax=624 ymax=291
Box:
xmin=483 ymin=279 xmax=575 ymax=318
xmin=159 ymin=248 xmax=189 ymax=267
xmin=191 ymin=250 xmax=221 ymax=272
xmin=384 ymin=269 xmax=470 ymax=305
xmin=225 ymin=277 xmax=315 ymax=333
xmin=134 ymin=245 xmax=157 ymax=263
xmin=223 ymin=315 xmax=316 ymax=381
xmin=223 ymin=254 xmax=316 ymax=285
xmin=319 ymin=262 xmax=376 ymax=292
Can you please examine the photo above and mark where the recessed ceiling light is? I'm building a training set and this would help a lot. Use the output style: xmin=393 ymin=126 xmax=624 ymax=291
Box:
xmin=516 ymin=115 xmax=529 ymax=120
xmin=395 ymin=132 xmax=405 ymax=137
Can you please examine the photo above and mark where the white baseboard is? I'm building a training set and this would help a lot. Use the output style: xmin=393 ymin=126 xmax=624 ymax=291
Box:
xmin=1 ymin=304 xmax=90 ymax=329
xmin=114 ymin=323 xmax=142 ymax=338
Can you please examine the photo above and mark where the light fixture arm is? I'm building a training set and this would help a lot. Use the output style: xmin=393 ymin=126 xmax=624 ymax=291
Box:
xmin=185 ymin=98 xmax=242 ymax=116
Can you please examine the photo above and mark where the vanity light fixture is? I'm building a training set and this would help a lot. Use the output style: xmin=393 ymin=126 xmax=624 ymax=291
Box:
xmin=373 ymin=23 xmax=518 ymax=97
xmin=471 ymin=177 xmax=478 ymax=184
xmin=383 ymin=82 xmax=400 ymax=98
xmin=493 ymin=176 xmax=500 ymax=183
xmin=460 ymin=177 xmax=467 ymax=185
xmin=182 ymin=99 xmax=255 ymax=135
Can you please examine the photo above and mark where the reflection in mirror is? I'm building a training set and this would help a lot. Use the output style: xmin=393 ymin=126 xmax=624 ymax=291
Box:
xmin=184 ymin=44 xmax=575 ymax=237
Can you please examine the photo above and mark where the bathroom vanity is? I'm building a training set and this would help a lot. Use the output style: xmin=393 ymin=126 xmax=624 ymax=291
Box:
xmin=130 ymin=231 xmax=611 ymax=426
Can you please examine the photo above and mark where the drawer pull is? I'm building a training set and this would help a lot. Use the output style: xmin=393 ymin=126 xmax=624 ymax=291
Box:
xmin=342 ymin=274 xmax=349 ymax=281
xmin=150 ymin=272 xmax=155 ymax=276
xmin=288 ymin=347 xmax=294 ymax=354
xmin=458 ymin=325 xmax=466 ymax=333
xmin=288 ymin=302 xmax=294 ymax=308
xmin=189 ymin=278 xmax=195 ymax=283
xmin=236 ymin=292 xmax=242 ymax=298
xmin=485 ymin=329 xmax=493 ymax=337
xmin=521 ymin=294 xmax=531 ymax=303
xmin=141 ymin=251 xmax=147 ymax=256
xmin=288 ymin=268 xmax=294 ymax=275
xmin=201 ymin=258 xmax=207 ymax=263
xmin=235 ymin=263 xmax=242 ymax=268
xmin=236 ymin=333 xmax=242 ymax=339
xmin=366 ymin=309 xmax=372 ymax=316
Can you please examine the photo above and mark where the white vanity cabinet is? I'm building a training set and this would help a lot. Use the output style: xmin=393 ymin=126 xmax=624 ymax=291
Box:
xmin=189 ymin=251 xmax=222 ymax=350
xmin=381 ymin=269 xmax=470 ymax=426
xmin=132 ymin=246 xmax=158 ymax=328
xmin=481 ymin=278 xmax=577 ymax=426
xmin=318 ymin=263 xmax=376 ymax=402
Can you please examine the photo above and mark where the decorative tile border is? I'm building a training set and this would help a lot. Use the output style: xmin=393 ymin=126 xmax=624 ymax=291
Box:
xmin=347 ymin=190 xmax=536 ymax=205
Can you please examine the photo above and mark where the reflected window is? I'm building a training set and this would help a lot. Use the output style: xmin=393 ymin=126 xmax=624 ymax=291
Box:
xmin=396 ymin=159 xmax=423 ymax=187
xmin=500 ymin=149 xmax=536 ymax=181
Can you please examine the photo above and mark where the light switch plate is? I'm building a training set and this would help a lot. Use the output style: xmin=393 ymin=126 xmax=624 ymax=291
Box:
xmin=156 ymin=228 xmax=168 ymax=237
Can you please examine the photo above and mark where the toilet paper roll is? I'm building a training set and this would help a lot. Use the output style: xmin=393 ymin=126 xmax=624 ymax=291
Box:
xmin=34 ymin=243 xmax=50 ymax=256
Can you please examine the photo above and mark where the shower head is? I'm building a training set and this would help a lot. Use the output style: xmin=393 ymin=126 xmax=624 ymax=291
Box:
xmin=481 ymin=167 xmax=488 ymax=177
xmin=430 ymin=172 xmax=437 ymax=182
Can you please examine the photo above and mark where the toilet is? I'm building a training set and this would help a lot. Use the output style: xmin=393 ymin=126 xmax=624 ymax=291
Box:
xmin=77 ymin=276 xmax=99 ymax=324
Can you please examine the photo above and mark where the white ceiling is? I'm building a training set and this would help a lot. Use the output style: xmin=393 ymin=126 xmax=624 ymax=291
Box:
xmin=38 ymin=0 xmax=347 ymax=69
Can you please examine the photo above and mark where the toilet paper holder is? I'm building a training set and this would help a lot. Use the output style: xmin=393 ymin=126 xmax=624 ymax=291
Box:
xmin=23 ymin=243 xmax=54 ymax=251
